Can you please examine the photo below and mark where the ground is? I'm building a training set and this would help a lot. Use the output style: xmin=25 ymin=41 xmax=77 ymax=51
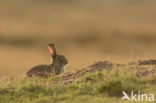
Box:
xmin=0 ymin=60 xmax=156 ymax=103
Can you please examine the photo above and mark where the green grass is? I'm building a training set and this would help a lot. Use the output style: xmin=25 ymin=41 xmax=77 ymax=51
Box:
xmin=0 ymin=65 xmax=156 ymax=103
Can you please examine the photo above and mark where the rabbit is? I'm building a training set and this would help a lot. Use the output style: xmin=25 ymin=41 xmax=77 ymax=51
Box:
xmin=26 ymin=44 xmax=68 ymax=77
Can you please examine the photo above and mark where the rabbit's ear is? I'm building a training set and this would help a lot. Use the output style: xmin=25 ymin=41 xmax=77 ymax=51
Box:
xmin=48 ymin=44 xmax=56 ymax=57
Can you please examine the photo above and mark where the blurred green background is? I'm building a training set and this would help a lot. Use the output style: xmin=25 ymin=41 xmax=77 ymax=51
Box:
xmin=0 ymin=0 xmax=156 ymax=76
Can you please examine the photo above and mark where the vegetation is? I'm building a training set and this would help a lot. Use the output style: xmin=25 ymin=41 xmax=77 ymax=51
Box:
xmin=0 ymin=0 xmax=156 ymax=103
xmin=0 ymin=65 xmax=156 ymax=103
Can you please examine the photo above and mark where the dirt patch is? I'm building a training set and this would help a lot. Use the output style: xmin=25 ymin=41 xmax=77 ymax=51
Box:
xmin=53 ymin=59 xmax=156 ymax=84
xmin=53 ymin=61 xmax=113 ymax=84
xmin=129 ymin=59 xmax=156 ymax=65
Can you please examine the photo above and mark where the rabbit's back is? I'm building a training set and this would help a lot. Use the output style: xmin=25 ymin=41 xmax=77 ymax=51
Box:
xmin=26 ymin=44 xmax=68 ymax=77
xmin=26 ymin=64 xmax=52 ymax=77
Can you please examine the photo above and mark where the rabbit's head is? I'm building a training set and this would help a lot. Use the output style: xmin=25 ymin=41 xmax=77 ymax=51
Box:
xmin=48 ymin=44 xmax=68 ymax=66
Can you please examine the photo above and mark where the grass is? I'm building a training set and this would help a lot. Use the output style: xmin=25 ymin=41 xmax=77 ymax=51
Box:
xmin=0 ymin=0 xmax=156 ymax=102
xmin=0 ymin=65 xmax=156 ymax=103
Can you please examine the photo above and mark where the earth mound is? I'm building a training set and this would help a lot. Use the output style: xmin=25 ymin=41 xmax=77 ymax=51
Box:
xmin=53 ymin=59 xmax=156 ymax=84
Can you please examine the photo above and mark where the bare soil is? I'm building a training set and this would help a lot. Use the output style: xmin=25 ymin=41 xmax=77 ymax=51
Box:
xmin=54 ymin=59 xmax=156 ymax=84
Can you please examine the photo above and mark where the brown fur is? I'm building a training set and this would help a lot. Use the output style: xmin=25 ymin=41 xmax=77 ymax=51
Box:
xmin=26 ymin=44 xmax=68 ymax=77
